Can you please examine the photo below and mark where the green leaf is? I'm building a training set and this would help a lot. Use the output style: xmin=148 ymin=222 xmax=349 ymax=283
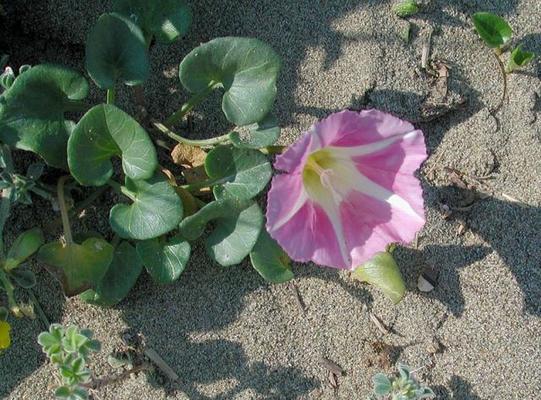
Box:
xmin=113 ymin=0 xmax=192 ymax=44
xmin=229 ymin=114 xmax=281 ymax=149
xmin=398 ymin=363 xmax=411 ymax=380
xmin=372 ymin=373 xmax=392 ymax=395
xmin=0 ymin=64 xmax=89 ymax=168
xmin=110 ymin=172 xmax=183 ymax=240
xmin=0 ymin=307 xmax=7 ymax=321
xmin=206 ymin=201 xmax=263 ymax=267
xmin=179 ymin=197 xmax=254 ymax=241
xmin=472 ymin=12 xmax=512 ymax=48
xmin=136 ymin=235 xmax=190 ymax=284
xmin=9 ymin=268 xmax=36 ymax=289
xmin=4 ymin=227 xmax=44 ymax=270
xmin=392 ymin=0 xmax=420 ymax=18
xmin=68 ymin=104 xmax=157 ymax=186
xmin=80 ymin=242 xmax=143 ymax=306
xmin=506 ymin=45 xmax=535 ymax=73
xmin=205 ymin=145 xmax=272 ymax=200
xmin=179 ymin=37 xmax=281 ymax=126
xmin=249 ymin=229 xmax=293 ymax=283
xmin=37 ymin=238 xmax=114 ymax=296
xmin=85 ymin=13 xmax=150 ymax=89
xmin=352 ymin=251 xmax=406 ymax=304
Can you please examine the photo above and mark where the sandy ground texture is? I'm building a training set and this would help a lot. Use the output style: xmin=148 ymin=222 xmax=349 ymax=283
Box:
xmin=1 ymin=0 xmax=540 ymax=399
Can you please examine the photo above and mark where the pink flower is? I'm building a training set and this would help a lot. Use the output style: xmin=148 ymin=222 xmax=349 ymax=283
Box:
xmin=266 ymin=109 xmax=427 ymax=270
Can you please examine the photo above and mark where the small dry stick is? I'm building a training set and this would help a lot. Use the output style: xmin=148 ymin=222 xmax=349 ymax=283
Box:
xmin=290 ymin=282 xmax=306 ymax=314
xmin=369 ymin=312 xmax=390 ymax=335
xmin=421 ymin=27 xmax=434 ymax=70
xmin=144 ymin=348 xmax=179 ymax=382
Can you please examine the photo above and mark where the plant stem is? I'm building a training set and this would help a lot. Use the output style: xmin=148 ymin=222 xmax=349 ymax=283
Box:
xmin=0 ymin=269 xmax=16 ymax=311
xmin=164 ymin=82 xmax=217 ymax=126
xmin=181 ymin=176 xmax=225 ymax=192
xmin=0 ymin=145 xmax=14 ymax=259
xmin=57 ymin=176 xmax=73 ymax=245
xmin=491 ymin=50 xmax=508 ymax=114
xmin=153 ymin=121 xmax=230 ymax=147
xmin=106 ymin=88 xmax=116 ymax=105
xmin=27 ymin=289 xmax=50 ymax=329
xmin=260 ymin=145 xmax=286 ymax=155
xmin=107 ymin=180 xmax=136 ymax=201
xmin=64 ymin=99 xmax=91 ymax=113
xmin=83 ymin=363 xmax=152 ymax=390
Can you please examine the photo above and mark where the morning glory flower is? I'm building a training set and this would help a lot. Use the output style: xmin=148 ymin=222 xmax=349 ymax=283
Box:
xmin=266 ymin=109 xmax=427 ymax=270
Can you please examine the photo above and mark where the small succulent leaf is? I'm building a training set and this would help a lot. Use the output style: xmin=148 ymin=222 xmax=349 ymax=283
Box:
xmin=179 ymin=197 xmax=254 ymax=240
xmin=249 ymin=229 xmax=293 ymax=283
xmin=392 ymin=0 xmax=420 ymax=18
xmin=206 ymin=201 xmax=263 ymax=267
xmin=72 ymin=386 xmax=89 ymax=400
xmin=4 ymin=227 xmax=44 ymax=270
xmin=506 ymin=45 xmax=535 ymax=73
xmin=37 ymin=238 xmax=114 ymax=296
xmin=0 ymin=64 xmax=89 ymax=168
xmin=113 ymin=0 xmax=192 ymax=44
xmin=205 ymin=145 xmax=272 ymax=200
xmin=229 ymin=114 xmax=281 ymax=149
xmin=352 ymin=251 xmax=406 ymax=304
xmin=68 ymin=104 xmax=157 ymax=186
xmin=179 ymin=37 xmax=281 ymax=126
xmin=9 ymin=268 xmax=36 ymax=289
xmin=136 ymin=234 xmax=190 ymax=284
xmin=109 ymin=172 xmax=183 ymax=240
xmin=398 ymin=364 xmax=411 ymax=380
xmin=54 ymin=386 xmax=72 ymax=398
xmin=373 ymin=373 xmax=392 ymax=395
xmin=80 ymin=241 xmax=143 ymax=306
xmin=26 ymin=162 xmax=44 ymax=180
xmin=86 ymin=13 xmax=150 ymax=89
xmin=472 ymin=12 xmax=513 ymax=48
xmin=417 ymin=387 xmax=435 ymax=398
xmin=79 ymin=329 xmax=93 ymax=340
xmin=0 ymin=66 xmax=15 ymax=90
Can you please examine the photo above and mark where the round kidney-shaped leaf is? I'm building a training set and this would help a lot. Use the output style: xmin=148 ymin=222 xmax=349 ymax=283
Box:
xmin=9 ymin=268 xmax=37 ymax=289
xmin=179 ymin=37 xmax=281 ymax=126
xmin=37 ymin=238 xmax=114 ymax=296
xmin=110 ymin=172 xmax=183 ymax=240
xmin=205 ymin=145 xmax=272 ymax=200
xmin=68 ymin=104 xmax=157 ymax=186
xmin=229 ymin=114 xmax=280 ymax=149
xmin=136 ymin=235 xmax=190 ymax=284
xmin=352 ymin=251 xmax=406 ymax=304
xmin=113 ymin=0 xmax=192 ymax=44
xmin=4 ymin=227 xmax=44 ymax=271
xmin=249 ymin=229 xmax=293 ymax=283
xmin=472 ymin=12 xmax=512 ymax=48
xmin=179 ymin=197 xmax=254 ymax=241
xmin=206 ymin=202 xmax=263 ymax=267
xmin=86 ymin=13 xmax=150 ymax=89
xmin=80 ymin=241 xmax=143 ymax=306
xmin=0 ymin=65 xmax=89 ymax=168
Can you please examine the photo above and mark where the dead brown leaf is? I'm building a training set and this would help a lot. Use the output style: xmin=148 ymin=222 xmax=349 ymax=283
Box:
xmin=171 ymin=143 xmax=207 ymax=168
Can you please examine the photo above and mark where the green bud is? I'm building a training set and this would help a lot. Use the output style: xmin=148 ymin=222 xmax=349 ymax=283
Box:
xmin=393 ymin=0 xmax=420 ymax=18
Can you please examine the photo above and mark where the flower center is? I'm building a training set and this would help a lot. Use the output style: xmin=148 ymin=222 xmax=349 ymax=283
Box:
xmin=302 ymin=149 xmax=343 ymax=203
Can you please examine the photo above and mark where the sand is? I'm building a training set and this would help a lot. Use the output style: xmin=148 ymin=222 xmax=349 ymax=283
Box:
xmin=1 ymin=0 xmax=540 ymax=399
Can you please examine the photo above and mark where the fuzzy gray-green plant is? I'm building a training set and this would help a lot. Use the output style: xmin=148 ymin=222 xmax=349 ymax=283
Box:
xmin=371 ymin=364 xmax=434 ymax=400
xmin=38 ymin=324 xmax=101 ymax=400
